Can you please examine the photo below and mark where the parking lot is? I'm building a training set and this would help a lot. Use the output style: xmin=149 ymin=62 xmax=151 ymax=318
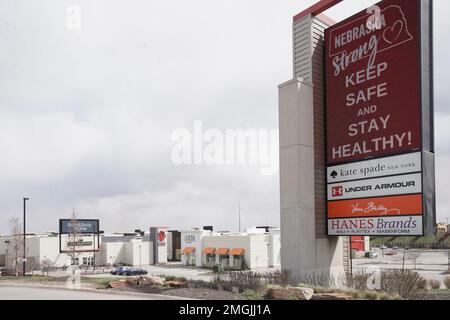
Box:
xmin=45 ymin=262 xmax=214 ymax=282
xmin=352 ymin=248 xmax=450 ymax=284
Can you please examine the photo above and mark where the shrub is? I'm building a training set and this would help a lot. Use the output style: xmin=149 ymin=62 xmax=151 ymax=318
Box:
xmin=263 ymin=270 xmax=298 ymax=287
xmin=299 ymin=272 xmax=336 ymax=288
xmin=260 ymin=270 xmax=339 ymax=289
xmin=163 ymin=275 xmax=187 ymax=282
xmin=380 ymin=270 xmax=427 ymax=299
xmin=187 ymin=279 xmax=212 ymax=289
xmin=211 ymin=271 xmax=264 ymax=293
xmin=243 ymin=290 xmax=264 ymax=300
xmin=345 ymin=270 xmax=371 ymax=291
xmin=428 ymin=279 xmax=441 ymax=290
xmin=444 ymin=276 xmax=450 ymax=289
xmin=346 ymin=269 xmax=427 ymax=300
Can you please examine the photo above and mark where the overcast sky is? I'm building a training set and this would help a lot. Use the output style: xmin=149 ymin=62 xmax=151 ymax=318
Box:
xmin=0 ymin=0 xmax=449 ymax=234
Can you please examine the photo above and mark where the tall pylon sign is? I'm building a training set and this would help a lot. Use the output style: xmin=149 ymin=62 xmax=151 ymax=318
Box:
xmin=279 ymin=0 xmax=434 ymax=278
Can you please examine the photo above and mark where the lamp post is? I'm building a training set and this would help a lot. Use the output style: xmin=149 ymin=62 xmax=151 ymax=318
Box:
xmin=23 ymin=197 xmax=29 ymax=276
xmin=5 ymin=241 xmax=9 ymax=270
xmin=139 ymin=245 xmax=142 ymax=268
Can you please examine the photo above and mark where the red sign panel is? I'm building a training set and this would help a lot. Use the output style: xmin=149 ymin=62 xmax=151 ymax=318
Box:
xmin=327 ymin=194 xmax=423 ymax=219
xmin=325 ymin=0 xmax=421 ymax=164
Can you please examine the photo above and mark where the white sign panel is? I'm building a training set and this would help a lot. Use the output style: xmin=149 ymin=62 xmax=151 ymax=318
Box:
xmin=327 ymin=152 xmax=421 ymax=183
xmin=328 ymin=216 xmax=423 ymax=236
xmin=327 ymin=173 xmax=422 ymax=201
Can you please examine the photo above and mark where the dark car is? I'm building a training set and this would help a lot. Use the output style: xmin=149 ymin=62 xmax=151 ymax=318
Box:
xmin=121 ymin=268 xmax=148 ymax=276
xmin=110 ymin=266 xmax=131 ymax=275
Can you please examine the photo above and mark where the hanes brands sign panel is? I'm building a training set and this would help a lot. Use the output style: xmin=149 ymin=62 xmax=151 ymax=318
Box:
xmin=325 ymin=0 xmax=421 ymax=165
xmin=328 ymin=216 xmax=423 ymax=236
xmin=324 ymin=0 xmax=433 ymax=236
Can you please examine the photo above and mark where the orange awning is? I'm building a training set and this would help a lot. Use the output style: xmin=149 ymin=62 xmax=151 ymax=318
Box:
xmin=183 ymin=247 xmax=195 ymax=254
xmin=203 ymin=247 xmax=216 ymax=254
xmin=216 ymin=248 xmax=229 ymax=255
xmin=230 ymin=248 xmax=245 ymax=255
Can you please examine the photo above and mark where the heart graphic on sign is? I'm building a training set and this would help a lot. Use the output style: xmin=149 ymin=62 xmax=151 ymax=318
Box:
xmin=383 ymin=20 xmax=403 ymax=44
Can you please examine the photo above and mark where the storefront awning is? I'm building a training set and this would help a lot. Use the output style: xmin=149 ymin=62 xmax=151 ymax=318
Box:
xmin=216 ymin=248 xmax=229 ymax=255
xmin=203 ymin=247 xmax=216 ymax=254
xmin=230 ymin=248 xmax=245 ymax=255
xmin=183 ymin=247 xmax=195 ymax=254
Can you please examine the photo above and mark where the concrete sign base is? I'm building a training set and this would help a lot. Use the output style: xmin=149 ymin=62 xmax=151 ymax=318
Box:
xmin=279 ymin=10 xmax=351 ymax=280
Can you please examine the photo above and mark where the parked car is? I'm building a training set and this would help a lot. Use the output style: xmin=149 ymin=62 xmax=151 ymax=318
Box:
xmin=121 ymin=268 xmax=148 ymax=276
xmin=385 ymin=250 xmax=397 ymax=256
xmin=365 ymin=251 xmax=379 ymax=259
xmin=1 ymin=270 xmax=23 ymax=276
xmin=380 ymin=245 xmax=387 ymax=249
xmin=110 ymin=266 xmax=131 ymax=275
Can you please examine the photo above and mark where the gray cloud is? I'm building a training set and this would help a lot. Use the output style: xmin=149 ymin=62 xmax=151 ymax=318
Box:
xmin=0 ymin=0 xmax=449 ymax=234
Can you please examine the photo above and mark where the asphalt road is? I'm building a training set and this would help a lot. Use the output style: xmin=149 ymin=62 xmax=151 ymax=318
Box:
xmin=0 ymin=285 xmax=178 ymax=300
xmin=352 ymin=249 xmax=450 ymax=285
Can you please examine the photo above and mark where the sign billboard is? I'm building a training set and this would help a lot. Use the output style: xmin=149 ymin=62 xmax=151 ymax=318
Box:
xmin=327 ymin=152 xmax=421 ymax=183
xmin=59 ymin=219 xmax=100 ymax=253
xmin=325 ymin=0 xmax=435 ymax=236
xmin=328 ymin=216 xmax=423 ymax=236
xmin=327 ymin=173 xmax=422 ymax=200
xmin=158 ymin=229 xmax=167 ymax=245
xmin=326 ymin=0 xmax=422 ymax=164
xmin=150 ymin=227 xmax=168 ymax=264
xmin=60 ymin=219 xmax=99 ymax=234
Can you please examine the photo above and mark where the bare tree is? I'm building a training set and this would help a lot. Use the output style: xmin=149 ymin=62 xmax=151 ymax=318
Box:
xmin=440 ymin=249 xmax=450 ymax=274
xmin=408 ymin=251 xmax=421 ymax=270
xmin=41 ymin=258 xmax=55 ymax=277
xmin=65 ymin=211 xmax=81 ymax=274
xmin=7 ymin=217 xmax=25 ymax=276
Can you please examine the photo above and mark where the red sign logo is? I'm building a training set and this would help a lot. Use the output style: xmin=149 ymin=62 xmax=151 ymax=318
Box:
xmin=332 ymin=186 xmax=344 ymax=197
xmin=158 ymin=230 xmax=166 ymax=242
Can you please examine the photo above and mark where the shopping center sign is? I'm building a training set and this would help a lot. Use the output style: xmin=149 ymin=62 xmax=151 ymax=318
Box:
xmin=59 ymin=219 xmax=100 ymax=253
xmin=325 ymin=0 xmax=435 ymax=236
xmin=60 ymin=219 xmax=99 ymax=234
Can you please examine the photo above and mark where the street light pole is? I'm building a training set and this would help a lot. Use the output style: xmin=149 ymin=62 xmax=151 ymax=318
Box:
xmin=139 ymin=245 xmax=142 ymax=268
xmin=23 ymin=197 xmax=29 ymax=276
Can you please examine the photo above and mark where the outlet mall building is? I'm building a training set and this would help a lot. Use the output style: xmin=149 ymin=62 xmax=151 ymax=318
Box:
xmin=0 ymin=226 xmax=282 ymax=271
xmin=179 ymin=227 xmax=281 ymax=270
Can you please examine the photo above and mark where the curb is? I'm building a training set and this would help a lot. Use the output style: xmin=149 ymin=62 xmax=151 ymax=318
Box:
xmin=0 ymin=282 xmax=196 ymax=300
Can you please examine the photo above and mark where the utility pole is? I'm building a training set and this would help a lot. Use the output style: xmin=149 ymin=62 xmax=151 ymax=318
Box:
xmin=93 ymin=234 xmax=96 ymax=271
xmin=349 ymin=236 xmax=353 ymax=275
xmin=23 ymin=197 xmax=29 ymax=276
xmin=402 ymin=249 xmax=406 ymax=274
xmin=139 ymin=245 xmax=142 ymax=268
